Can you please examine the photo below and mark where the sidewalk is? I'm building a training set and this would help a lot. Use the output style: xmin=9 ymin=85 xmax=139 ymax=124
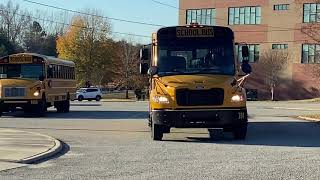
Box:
xmin=0 ymin=128 xmax=62 ymax=172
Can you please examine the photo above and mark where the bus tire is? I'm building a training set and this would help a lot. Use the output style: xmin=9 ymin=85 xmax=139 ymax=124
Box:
xmin=0 ymin=111 xmax=2 ymax=117
xmin=63 ymin=100 xmax=70 ymax=113
xmin=232 ymin=122 xmax=248 ymax=140
xmin=56 ymin=102 xmax=64 ymax=113
xmin=37 ymin=100 xmax=47 ymax=117
xmin=151 ymin=122 xmax=163 ymax=141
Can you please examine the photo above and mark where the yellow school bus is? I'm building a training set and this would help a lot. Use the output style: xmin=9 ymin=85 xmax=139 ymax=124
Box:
xmin=140 ymin=24 xmax=252 ymax=141
xmin=0 ymin=53 xmax=76 ymax=116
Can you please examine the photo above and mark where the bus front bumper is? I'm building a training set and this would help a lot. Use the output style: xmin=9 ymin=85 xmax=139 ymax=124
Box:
xmin=151 ymin=108 xmax=247 ymax=128
xmin=0 ymin=99 xmax=41 ymax=111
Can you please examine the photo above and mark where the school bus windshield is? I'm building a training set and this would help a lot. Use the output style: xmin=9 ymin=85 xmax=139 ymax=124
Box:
xmin=158 ymin=42 xmax=235 ymax=76
xmin=0 ymin=64 xmax=44 ymax=79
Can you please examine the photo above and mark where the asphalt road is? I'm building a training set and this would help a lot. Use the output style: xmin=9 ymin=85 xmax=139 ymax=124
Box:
xmin=0 ymin=101 xmax=319 ymax=180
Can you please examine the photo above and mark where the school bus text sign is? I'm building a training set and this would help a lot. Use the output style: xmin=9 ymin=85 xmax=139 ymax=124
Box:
xmin=176 ymin=27 xmax=214 ymax=38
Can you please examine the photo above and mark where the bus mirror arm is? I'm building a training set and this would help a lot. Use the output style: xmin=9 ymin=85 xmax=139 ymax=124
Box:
xmin=147 ymin=66 xmax=158 ymax=77
xmin=39 ymin=75 xmax=45 ymax=82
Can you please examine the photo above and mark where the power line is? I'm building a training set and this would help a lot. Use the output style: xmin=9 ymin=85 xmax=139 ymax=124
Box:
xmin=0 ymin=9 xmax=151 ymax=38
xmin=22 ymin=0 xmax=164 ymax=27
xmin=151 ymin=0 xmax=184 ymax=10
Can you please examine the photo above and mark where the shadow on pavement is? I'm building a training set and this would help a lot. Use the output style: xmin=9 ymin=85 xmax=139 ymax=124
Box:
xmin=165 ymin=121 xmax=320 ymax=148
xmin=70 ymin=104 xmax=102 ymax=107
xmin=5 ymin=111 xmax=148 ymax=119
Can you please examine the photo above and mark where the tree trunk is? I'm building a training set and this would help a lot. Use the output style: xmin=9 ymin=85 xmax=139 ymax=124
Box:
xmin=125 ymin=89 xmax=129 ymax=99
xmin=271 ymin=87 xmax=274 ymax=101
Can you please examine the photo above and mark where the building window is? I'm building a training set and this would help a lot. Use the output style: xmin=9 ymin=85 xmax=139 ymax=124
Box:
xmin=272 ymin=44 xmax=288 ymax=49
xmin=229 ymin=6 xmax=261 ymax=25
xmin=186 ymin=9 xmax=216 ymax=25
xmin=235 ymin=44 xmax=260 ymax=63
xmin=303 ymin=3 xmax=320 ymax=23
xmin=274 ymin=4 xmax=289 ymax=11
xmin=302 ymin=44 xmax=320 ymax=63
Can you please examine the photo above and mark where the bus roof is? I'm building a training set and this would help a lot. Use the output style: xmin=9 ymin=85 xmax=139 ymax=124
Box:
xmin=1 ymin=53 xmax=75 ymax=67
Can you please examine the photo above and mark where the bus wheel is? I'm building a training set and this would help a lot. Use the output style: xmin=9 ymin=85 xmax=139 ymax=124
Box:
xmin=56 ymin=102 xmax=64 ymax=113
xmin=63 ymin=100 xmax=70 ymax=113
xmin=0 ymin=111 xmax=2 ymax=117
xmin=151 ymin=122 xmax=163 ymax=141
xmin=36 ymin=100 xmax=47 ymax=117
xmin=232 ymin=122 xmax=248 ymax=140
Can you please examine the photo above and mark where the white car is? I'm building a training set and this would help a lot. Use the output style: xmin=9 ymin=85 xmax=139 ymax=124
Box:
xmin=76 ymin=88 xmax=102 ymax=101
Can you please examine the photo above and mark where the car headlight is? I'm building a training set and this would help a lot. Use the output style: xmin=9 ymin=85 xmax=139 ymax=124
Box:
xmin=231 ymin=94 xmax=244 ymax=102
xmin=33 ymin=91 xmax=40 ymax=97
xmin=153 ymin=95 xmax=170 ymax=104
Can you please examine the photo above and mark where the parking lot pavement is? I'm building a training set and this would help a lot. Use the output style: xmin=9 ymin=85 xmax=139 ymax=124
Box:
xmin=0 ymin=101 xmax=319 ymax=179
xmin=0 ymin=128 xmax=62 ymax=172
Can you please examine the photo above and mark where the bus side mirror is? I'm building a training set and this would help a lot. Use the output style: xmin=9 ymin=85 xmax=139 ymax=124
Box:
xmin=241 ymin=60 xmax=252 ymax=74
xmin=140 ymin=48 xmax=150 ymax=61
xmin=39 ymin=75 xmax=45 ymax=81
xmin=242 ymin=46 xmax=249 ymax=58
xmin=148 ymin=66 xmax=158 ymax=76
xmin=140 ymin=63 xmax=149 ymax=74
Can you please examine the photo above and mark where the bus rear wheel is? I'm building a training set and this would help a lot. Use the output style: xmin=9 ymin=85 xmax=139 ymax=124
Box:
xmin=56 ymin=100 xmax=70 ymax=113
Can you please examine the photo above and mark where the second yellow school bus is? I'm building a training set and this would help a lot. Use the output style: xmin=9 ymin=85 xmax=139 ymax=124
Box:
xmin=0 ymin=53 xmax=76 ymax=116
xmin=140 ymin=24 xmax=252 ymax=141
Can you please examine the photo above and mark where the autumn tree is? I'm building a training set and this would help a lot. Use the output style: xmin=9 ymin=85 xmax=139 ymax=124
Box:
xmin=56 ymin=10 xmax=113 ymax=87
xmin=258 ymin=50 xmax=289 ymax=101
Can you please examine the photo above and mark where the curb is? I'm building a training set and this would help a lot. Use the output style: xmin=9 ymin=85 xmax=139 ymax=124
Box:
xmin=1 ymin=130 xmax=63 ymax=164
xmin=297 ymin=116 xmax=320 ymax=123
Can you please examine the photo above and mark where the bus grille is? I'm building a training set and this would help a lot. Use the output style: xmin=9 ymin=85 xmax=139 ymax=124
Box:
xmin=176 ymin=89 xmax=224 ymax=106
xmin=4 ymin=87 xmax=26 ymax=97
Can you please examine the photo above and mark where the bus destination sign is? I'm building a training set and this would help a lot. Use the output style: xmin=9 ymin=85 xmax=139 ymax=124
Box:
xmin=9 ymin=56 xmax=32 ymax=64
xmin=176 ymin=27 xmax=214 ymax=38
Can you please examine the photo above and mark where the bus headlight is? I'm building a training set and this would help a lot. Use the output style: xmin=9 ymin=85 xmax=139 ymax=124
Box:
xmin=231 ymin=94 xmax=244 ymax=102
xmin=153 ymin=95 xmax=170 ymax=104
xmin=33 ymin=91 xmax=40 ymax=97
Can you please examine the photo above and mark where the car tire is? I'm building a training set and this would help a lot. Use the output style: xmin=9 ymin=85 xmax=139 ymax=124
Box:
xmin=151 ymin=122 xmax=163 ymax=141
xmin=95 ymin=95 xmax=101 ymax=101
xmin=78 ymin=95 xmax=84 ymax=101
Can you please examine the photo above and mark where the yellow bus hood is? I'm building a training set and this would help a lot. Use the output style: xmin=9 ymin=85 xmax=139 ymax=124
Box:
xmin=0 ymin=78 xmax=38 ymax=87
xmin=158 ymin=74 xmax=235 ymax=88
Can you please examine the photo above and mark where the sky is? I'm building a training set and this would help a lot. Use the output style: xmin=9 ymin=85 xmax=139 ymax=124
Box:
xmin=2 ymin=0 xmax=179 ymax=44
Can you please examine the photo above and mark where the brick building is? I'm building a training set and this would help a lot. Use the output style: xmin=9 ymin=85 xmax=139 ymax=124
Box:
xmin=179 ymin=0 xmax=320 ymax=100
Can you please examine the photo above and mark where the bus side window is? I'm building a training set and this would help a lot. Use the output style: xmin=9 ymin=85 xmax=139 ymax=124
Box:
xmin=72 ymin=67 xmax=75 ymax=79
xmin=48 ymin=65 xmax=53 ymax=78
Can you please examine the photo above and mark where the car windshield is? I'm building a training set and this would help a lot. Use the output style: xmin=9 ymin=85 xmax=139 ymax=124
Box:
xmin=158 ymin=42 xmax=235 ymax=76
xmin=0 ymin=64 xmax=44 ymax=79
